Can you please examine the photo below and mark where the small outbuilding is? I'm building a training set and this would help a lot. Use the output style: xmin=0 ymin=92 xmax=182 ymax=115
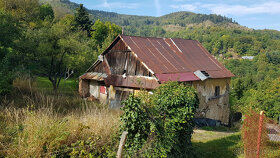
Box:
xmin=79 ymin=35 xmax=234 ymax=125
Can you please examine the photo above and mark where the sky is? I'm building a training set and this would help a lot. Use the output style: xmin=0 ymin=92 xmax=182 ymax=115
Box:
xmin=70 ymin=0 xmax=280 ymax=31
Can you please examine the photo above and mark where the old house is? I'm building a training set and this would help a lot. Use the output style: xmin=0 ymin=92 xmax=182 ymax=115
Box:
xmin=79 ymin=35 xmax=234 ymax=125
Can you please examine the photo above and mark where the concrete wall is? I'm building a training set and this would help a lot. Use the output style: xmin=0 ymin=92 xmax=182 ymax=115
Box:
xmin=192 ymin=78 xmax=231 ymax=125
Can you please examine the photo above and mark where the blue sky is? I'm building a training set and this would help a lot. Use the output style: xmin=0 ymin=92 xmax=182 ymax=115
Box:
xmin=70 ymin=0 xmax=280 ymax=31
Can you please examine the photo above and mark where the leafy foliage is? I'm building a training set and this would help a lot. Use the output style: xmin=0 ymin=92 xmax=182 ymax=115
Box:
xmin=121 ymin=82 xmax=199 ymax=157
xmin=121 ymin=95 xmax=150 ymax=153
xmin=225 ymin=52 xmax=280 ymax=119
xmin=0 ymin=0 xmax=121 ymax=92
xmin=74 ymin=4 xmax=92 ymax=37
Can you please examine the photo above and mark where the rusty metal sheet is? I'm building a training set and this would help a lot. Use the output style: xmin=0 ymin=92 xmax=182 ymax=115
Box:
xmin=79 ymin=72 xmax=108 ymax=81
xmin=121 ymin=35 xmax=234 ymax=79
xmin=105 ymin=75 xmax=160 ymax=89
xmin=155 ymin=72 xmax=200 ymax=82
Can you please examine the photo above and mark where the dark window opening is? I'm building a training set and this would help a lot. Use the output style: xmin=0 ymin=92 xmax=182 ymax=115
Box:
xmin=201 ymin=71 xmax=210 ymax=78
xmin=215 ymin=86 xmax=220 ymax=97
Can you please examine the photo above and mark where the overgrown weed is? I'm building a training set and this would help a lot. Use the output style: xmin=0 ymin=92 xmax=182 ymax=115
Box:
xmin=0 ymin=76 xmax=121 ymax=157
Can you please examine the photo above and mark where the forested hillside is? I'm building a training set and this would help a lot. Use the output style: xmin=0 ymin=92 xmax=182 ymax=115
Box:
xmin=0 ymin=0 xmax=279 ymax=157
xmin=41 ymin=0 xmax=280 ymax=58
xmin=39 ymin=0 xmax=280 ymax=120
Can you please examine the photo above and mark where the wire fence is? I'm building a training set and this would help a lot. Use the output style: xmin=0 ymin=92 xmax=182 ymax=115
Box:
xmin=242 ymin=110 xmax=280 ymax=158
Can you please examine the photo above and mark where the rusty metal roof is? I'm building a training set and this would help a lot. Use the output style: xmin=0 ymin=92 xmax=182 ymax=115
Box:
xmin=80 ymin=72 xmax=108 ymax=81
xmin=120 ymin=35 xmax=234 ymax=80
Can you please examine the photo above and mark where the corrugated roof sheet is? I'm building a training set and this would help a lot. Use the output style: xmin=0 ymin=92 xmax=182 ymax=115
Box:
xmin=119 ymin=35 xmax=234 ymax=80
xmin=80 ymin=72 xmax=108 ymax=81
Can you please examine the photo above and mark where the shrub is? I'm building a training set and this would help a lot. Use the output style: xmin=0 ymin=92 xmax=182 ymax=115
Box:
xmin=121 ymin=94 xmax=151 ymax=154
xmin=0 ymin=72 xmax=13 ymax=95
xmin=121 ymin=82 xmax=199 ymax=157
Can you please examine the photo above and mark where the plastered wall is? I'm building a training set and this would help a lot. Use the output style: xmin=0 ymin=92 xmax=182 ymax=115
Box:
xmin=192 ymin=78 xmax=231 ymax=125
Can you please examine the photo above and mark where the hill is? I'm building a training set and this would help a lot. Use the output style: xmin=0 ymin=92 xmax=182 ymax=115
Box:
xmin=40 ymin=0 xmax=280 ymax=57
xmin=41 ymin=0 xmax=238 ymax=27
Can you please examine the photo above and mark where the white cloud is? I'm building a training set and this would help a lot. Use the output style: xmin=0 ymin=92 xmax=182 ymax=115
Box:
xmin=97 ymin=0 xmax=139 ymax=10
xmin=154 ymin=0 xmax=161 ymax=17
xmin=170 ymin=1 xmax=280 ymax=16
xmin=203 ymin=2 xmax=280 ymax=16
xmin=170 ymin=4 xmax=197 ymax=12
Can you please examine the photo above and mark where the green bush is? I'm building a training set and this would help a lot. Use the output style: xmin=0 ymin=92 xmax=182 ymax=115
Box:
xmin=121 ymin=82 xmax=199 ymax=157
xmin=121 ymin=94 xmax=151 ymax=154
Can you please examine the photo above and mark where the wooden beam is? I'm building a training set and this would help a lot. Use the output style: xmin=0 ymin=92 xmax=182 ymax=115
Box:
xmin=109 ymin=50 xmax=131 ymax=53
xmin=103 ymin=56 xmax=111 ymax=75
xmin=116 ymin=131 xmax=128 ymax=158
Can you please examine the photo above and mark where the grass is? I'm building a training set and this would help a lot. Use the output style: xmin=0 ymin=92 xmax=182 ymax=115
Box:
xmin=0 ymin=105 xmax=121 ymax=157
xmin=2 ymin=76 xmax=279 ymax=157
xmin=0 ymin=76 xmax=122 ymax=157
xmin=192 ymin=126 xmax=242 ymax=158
xmin=36 ymin=76 xmax=78 ymax=95
xmin=193 ymin=133 xmax=243 ymax=158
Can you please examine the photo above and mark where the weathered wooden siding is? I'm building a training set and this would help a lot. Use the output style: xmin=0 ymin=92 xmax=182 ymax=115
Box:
xmin=79 ymin=79 xmax=90 ymax=98
xmin=92 ymin=62 xmax=105 ymax=73
xmin=104 ymin=40 xmax=151 ymax=77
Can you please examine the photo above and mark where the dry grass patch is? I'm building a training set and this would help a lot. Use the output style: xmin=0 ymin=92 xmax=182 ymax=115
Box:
xmin=0 ymin=106 xmax=121 ymax=157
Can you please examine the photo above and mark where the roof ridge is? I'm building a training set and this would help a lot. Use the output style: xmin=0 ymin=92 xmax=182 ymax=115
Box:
xmin=121 ymin=34 xmax=196 ymax=41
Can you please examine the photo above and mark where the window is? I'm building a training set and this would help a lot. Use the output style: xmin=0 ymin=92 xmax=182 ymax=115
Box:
xmin=215 ymin=86 xmax=220 ymax=97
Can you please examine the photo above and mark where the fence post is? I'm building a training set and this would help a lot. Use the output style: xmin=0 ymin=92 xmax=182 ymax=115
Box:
xmin=116 ymin=131 xmax=128 ymax=158
xmin=256 ymin=111 xmax=264 ymax=158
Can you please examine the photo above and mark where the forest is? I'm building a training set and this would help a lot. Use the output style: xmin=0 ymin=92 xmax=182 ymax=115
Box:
xmin=0 ymin=0 xmax=121 ymax=93
xmin=0 ymin=0 xmax=279 ymax=157
xmin=1 ymin=0 xmax=279 ymax=117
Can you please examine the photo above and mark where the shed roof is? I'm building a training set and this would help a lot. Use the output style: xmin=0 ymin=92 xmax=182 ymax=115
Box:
xmin=91 ymin=35 xmax=234 ymax=82
xmin=118 ymin=35 xmax=234 ymax=79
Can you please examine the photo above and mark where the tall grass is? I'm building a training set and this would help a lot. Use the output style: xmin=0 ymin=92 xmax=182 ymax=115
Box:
xmin=0 ymin=76 xmax=121 ymax=157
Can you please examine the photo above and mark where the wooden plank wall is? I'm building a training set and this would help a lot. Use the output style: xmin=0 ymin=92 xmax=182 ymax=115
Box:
xmin=104 ymin=40 xmax=151 ymax=77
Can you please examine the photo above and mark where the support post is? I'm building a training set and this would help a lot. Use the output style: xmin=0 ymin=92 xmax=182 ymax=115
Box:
xmin=256 ymin=111 xmax=264 ymax=158
xmin=116 ymin=131 xmax=128 ymax=158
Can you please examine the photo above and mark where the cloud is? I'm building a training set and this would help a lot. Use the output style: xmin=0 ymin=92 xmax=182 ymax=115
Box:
xmin=97 ymin=0 xmax=139 ymax=10
xmin=203 ymin=2 xmax=280 ymax=16
xmin=154 ymin=0 xmax=161 ymax=16
xmin=170 ymin=1 xmax=280 ymax=16
xmin=170 ymin=4 xmax=197 ymax=12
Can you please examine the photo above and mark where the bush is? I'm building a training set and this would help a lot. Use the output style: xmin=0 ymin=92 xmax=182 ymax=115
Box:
xmin=121 ymin=82 xmax=199 ymax=157
xmin=0 ymin=72 xmax=12 ymax=95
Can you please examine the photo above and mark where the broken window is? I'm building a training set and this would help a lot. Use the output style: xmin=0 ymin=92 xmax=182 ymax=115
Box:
xmin=215 ymin=86 xmax=220 ymax=97
xmin=201 ymin=71 xmax=210 ymax=78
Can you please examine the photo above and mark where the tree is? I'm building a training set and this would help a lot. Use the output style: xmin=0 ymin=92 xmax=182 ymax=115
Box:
xmin=0 ymin=10 xmax=21 ymax=95
xmin=240 ymin=78 xmax=280 ymax=119
xmin=37 ymin=15 xmax=89 ymax=90
xmin=0 ymin=10 xmax=20 ymax=47
xmin=74 ymin=4 xmax=92 ymax=37
xmin=91 ymin=20 xmax=121 ymax=54
xmin=39 ymin=3 xmax=54 ymax=21
xmin=0 ymin=0 xmax=41 ymax=22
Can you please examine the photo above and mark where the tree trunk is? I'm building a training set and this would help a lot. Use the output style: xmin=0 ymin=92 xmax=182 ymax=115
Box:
xmin=51 ymin=80 xmax=58 ymax=91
